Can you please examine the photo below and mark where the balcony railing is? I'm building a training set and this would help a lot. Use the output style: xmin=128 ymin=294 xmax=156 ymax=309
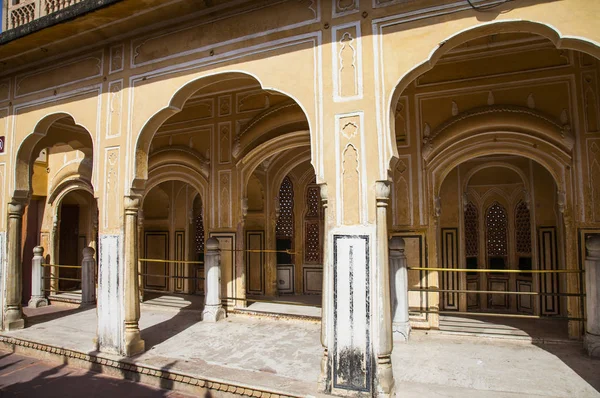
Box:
xmin=6 ymin=0 xmax=84 ymax=30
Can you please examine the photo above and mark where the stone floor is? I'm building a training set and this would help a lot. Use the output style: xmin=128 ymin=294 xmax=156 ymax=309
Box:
xmin=4 ymin=304 xmax=599 ymax=397
xmin=439 ymin=314 xmax=570 ymax=341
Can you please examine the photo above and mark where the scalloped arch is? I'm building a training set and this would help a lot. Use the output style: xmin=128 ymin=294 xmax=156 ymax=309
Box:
xmin=14 ymin=113 xmax=95 ymax=200
xmin=386 ymin=19 xmax=600 ymax=177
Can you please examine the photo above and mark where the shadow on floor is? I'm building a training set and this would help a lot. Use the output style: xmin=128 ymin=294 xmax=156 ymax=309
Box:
xmin=23 ymin=304 xmax=94 ymax=327
xmin=533 ymin=342 xmax=600 ymax=393
xmin=440 ymin=314 xmax=599 ymax=393
xmin=0 ymin=351 xmax=186 ymax=398
xmin=140 ymin=296 xmax=203 ymax=350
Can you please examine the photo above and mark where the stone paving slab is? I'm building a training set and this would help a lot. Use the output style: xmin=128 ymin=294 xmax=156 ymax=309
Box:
xmin=4 ymin=305 xmax=600 ymax=397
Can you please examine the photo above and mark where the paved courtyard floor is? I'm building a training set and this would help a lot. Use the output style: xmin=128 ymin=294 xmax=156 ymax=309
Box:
xmin=2 ymin=304 xmax=598 ymax=397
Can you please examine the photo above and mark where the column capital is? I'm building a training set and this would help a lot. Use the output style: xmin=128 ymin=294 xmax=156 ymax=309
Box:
xmin=319 ymin=183 xmax=328 ymax=206
xmin=8 ymin=199 xmax=26 ymax=216
xmin=206 ymin=237 xmax=220 ymax=251
xmin=83 ymin=247 xmax=95 ymax=259
xmin=389 ymin=236 xmax=405 ymax=259
xmin=376 ymin=180 xmax=391 ymax=206
xmin=33 ymin=246 xmax=44 ymax=257
xmin=124 ymin=195 xmax=142 ymax=213
xmin=586 ymin=235 xmax=600 ymax=261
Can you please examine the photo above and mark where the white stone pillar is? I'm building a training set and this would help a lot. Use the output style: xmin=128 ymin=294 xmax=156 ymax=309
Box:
xmin=81 ymin=247 xmax=96 ymax=305
xmin=4 ymin=200 xmax=26 ymax=331
xmin=374 ymin=181 xmax=395 ymax=396
xmin=28 ymin=246 xmax=48 ymax=308
xmin=123 ymin=196 xmax=145 ymax=357
xmin=390 ymin=237 xmax=411 ymax=341
xmin=203 ymin=237 xmax=225 ymax=322
xmin=584 ymin=235 xmax=600 ymax=358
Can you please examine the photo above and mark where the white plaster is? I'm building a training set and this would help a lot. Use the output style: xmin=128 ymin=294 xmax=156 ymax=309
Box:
xmin=97 ymin=234 xmax=123 ymax=354
xmin=333 ymin=234 xmax=369 ymax=389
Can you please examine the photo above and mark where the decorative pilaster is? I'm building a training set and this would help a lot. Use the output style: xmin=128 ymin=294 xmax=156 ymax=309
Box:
xmin=584 ymin=235 xmax=600 ymax=358
xmin=28 ymin=246 xmax=48 ymax=308
xmin=374 ymin=181 xmax=395 ymax=397
xmin=5 ymin=200 xmax=26 ymax=331
xmin=389 ymin=237 xmax=410 ymax=341
xmin=81 ymin=247 xmax=96 ymax=305
xmin=123 ymin=196 xmax=145 ymax=357
xmin=318 ymin=183 xmax=331 ymax=392
xmin=203 ymin=237 xmax=225 ymax=322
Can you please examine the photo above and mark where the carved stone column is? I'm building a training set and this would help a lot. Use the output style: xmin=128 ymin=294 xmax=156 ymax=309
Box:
xmin=374 ymin=181 xmax=395 ymax=396
xmin=28 ymin=246 xmax=48 ymax=308
xmin=584 ymin=235 xmax=600 ymax=358
xmin=137 ymin=209 xmax=145 ymax=302
xmin=389 ymin=237 xmax=410 ymax=341
xmin=49 ymin=214 xmax=59 ymax=294
xmin=123 ymin=196 xmax=145 ymax=357
xmin=203 ymin=237 xmax=225 ymax=322
xmin=5 ymin=200 xmax=26 ymax=330
xmin=318 ymin=183 xmax=331 ymax=392
xmin=81 ymin=247 xmax=96 ymax=305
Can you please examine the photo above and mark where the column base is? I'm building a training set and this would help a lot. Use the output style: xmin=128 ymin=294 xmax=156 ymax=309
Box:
xmin=393 ymin=321 xmax=411 ymax=342
xmin=4 ymin=307 xmax=26 ymax=331
xmin=124 ymin=335 xmax=145 ymax=357
xmin=202 ymin=305 xmax=225 ymax=322
xmin=5 ymin=318 xmax=25 ymax=331
xmin=28 ymin=297 xmax=48 ymax=308
xmin=375 ymin=355 xmax=395 ymax=398
xmin=584 ymin=332 xmax=600 ymax=358
xmin=317 ymin=348 xmax=331 ymax=393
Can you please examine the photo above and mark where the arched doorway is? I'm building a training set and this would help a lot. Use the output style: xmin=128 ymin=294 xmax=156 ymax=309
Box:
xmin=438 ymin=157 xmax=565 ymax=324
xmin=132 ymin=71 xmax=318 ymax=320
xmin=54 ymin=189 xmax=97 ymax=298
xmin=140 ymin=181 xmax=204 ymax=297
xmin=7 ymin=113 xmax=97 ymax=331
xmin=386 ymin=27 xmax=595 ymax=339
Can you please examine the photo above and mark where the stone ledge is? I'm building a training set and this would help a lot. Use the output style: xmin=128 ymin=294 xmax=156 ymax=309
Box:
xmin=0 ymin=335 xmax=302 ymax=398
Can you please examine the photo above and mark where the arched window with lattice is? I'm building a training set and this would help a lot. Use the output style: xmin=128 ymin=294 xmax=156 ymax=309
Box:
xmin=276 ymin=176 xmax=294 ymax=266
xmin=515 ymin=200 xmax=532 ymax=255
xmin=193 ymin=195 xmax=205 ymax=255
xmin=276 ymin=176 xmax=294 ymax=239
xmin=304 ymin=181 xmax=323 ymax=264
xmin=464 ymin=202 xmax=479 ymax=257
xmin=486 ymin=202 xmax=508 ymax=269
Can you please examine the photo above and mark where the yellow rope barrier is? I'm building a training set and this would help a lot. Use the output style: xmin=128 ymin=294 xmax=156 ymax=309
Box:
xmin=139 ymin=259 xmax=205 ymax=265
xmin=42 ymin=276 xmax=82 ymax=282
xmin=41 ymin=264 xmax=81 ymax=269
xmin=408 ymin=288 xmax=584 ymax=297
xmin=408 ymin=267 xmax=583 ymax=274
xmin=410 ymin=309 xmax=584 ymax=321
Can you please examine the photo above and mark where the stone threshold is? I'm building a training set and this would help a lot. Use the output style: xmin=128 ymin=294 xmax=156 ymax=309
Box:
xmin=0 ymin=335 xmax=308 ymax=398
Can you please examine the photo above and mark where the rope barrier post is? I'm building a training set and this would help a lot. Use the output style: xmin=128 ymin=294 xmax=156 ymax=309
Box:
xmin=82 ymin=247 xmax=96 ymax=305
xmin=202 ymin=237 xmax=225 ymax=322
xmin=389 ymin=237 xmax=410 ymax=341
xmin=584 ymin=235 xmax=600 ymax=358
xmin=28 ymin=246 xmax=48 ymax=308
